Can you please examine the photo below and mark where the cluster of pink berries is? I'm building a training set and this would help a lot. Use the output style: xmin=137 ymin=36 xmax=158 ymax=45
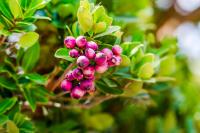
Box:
xmin=60 ymin=36 xmax=122 ymax=99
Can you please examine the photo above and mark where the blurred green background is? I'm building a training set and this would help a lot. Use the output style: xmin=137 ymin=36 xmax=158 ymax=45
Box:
xmin=2 ymin=0 xmax=200 ymax=132
xmin=30 ymin=0 xmax=200 ymax=132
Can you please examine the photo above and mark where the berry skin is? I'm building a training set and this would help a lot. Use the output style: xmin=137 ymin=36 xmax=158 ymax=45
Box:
xmin=112 ymin=45 xmax=122 ymax=55
xmin=114 ymin=55 xmax=121 ymax=66
xmin=64 ymin=36 xmax=76 ymax=49
xmin=80 ymin=79 xmax=94 ymax=90
xmin=71 ymin=86 xmax=86 ymax=99
xmin=82 ymin=66 xmax=95 ymax=77
xmin=77 ymin=56 xmax=90 ymax=68
xmin=108 ymin=55 xmax=121 ymax=67
xmin=65 ymin=71 xmax=75 ymax=81
xmin=95 ymin=63 xmax=108 ymax=73
xmin=86 ymin=41 xmax=98 ymax=51
xmin=95 ymin=52 xmax=107 ymax=65
xmin=60 ymin=79 xmax=72 ymax=91
xmin=101 ymin=48 xmax=113 ymax=60
xmin=69 ymin=49 xmax=79 ymax=58
xmin=76 ymin=36 xmax=87 ymax=48
xmin=85 ymin=48 xmax=96 ymax=59
xmin=72 ymin=68 xmax=83 ymax=80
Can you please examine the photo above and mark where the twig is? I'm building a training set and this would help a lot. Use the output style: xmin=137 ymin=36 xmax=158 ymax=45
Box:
xmin=0 ymin=36 xmax=6 ymax=46
xmin=48 ymin=63 xmax=75 ymax=91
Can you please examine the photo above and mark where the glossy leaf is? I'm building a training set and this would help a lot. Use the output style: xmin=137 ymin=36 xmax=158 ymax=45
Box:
xmin=18 ymin=32 xmax=39 ymax=48
xmin=0 ymin=98 xmax=17 ymax=115
xmin=54 ymin=48 xmax=74 ymax=62
xmin=8 ymin=0 xmax=23 ymax=19
xmin=24 ymin=73 xmax=47 ymax=85
xmin=0 ymin=77 xmax=17 ymax=91
xmin=23 ymin=87 xmax=36 ymax=111
xmin=96 ymin=81 xmax=123 ymax=94
xmin=138 ymin=63 xmax=154 ymax=79
xmin=94 ymin=26 xmax=120 ymax=38
xmin=22 ymin=42 xmax=40 ymax=72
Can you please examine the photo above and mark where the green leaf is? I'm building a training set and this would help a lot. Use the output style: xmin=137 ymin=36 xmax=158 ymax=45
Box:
xmin=23 ymin=88 xmax=36 ymax=111
xmin=0 ymin=98 xmax=17 ymax=115
xmin=54 ymin=48 xmax=74 ymax=62
xmin=86 ymin=113 xmax=114 ymax=131
xmin=159 ymin=55 xmax=176 ymax=76
xmin=123 ymin=81 xmax=143 ymax=97
xmin=22 ymin=42 xmax=40 ymax=72
xmin=94 ymin=26 xmax=120 ymax=38
xmin=138 ymin=63 xmax=154 ymax=79
xmin=0 ymin=1 xmax=13 ymax=20
xmin=24 ymin=73 xmax=47 ymax=85
xmin=0 ymin=115 xmax=8 ymax=125
xmin=120 ymin=54 xmax=131 ymax=67
xmin=18 ymin=32 xmax=39 ymax=48
xmin=77 ymin=0 xmax=93 ymax=33
xmin=57 ymin=4 xmax=74 ymax=18
xmin=96 ymin=81 xmax=123 ymax=94
xmin=8 ymin=0 xmax=23 ymax=19
xmin=0 ymin=76 xmax=17 ymax=91
xmin=7 ymin=120 xmax=19 ymax=133
xmin=102 ymin=78 xmax=118 ymax=88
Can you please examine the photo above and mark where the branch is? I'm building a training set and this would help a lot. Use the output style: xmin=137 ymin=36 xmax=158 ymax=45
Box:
xmin=47 ymin=63 xmax=75 ymax=91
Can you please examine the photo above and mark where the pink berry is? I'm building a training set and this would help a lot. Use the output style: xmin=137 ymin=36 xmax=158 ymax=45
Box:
xmin=85 ymin=48 xmax=96 ymax=59
xmin=112 ymin=45 xmax=122 ymax=55
xmin=101 ymin=48 xmax=113 ymax=60
xmin=80 ymin=79 xmax=94 ymax=90
xmin=72 ymin=68 xmax=83 ymax=80
xmin=76 ymin=36 xmax=87 ymax=48
xmin=108 ymin=55 xmax=121 ymax=67
xmin=82 ymin=66 xmax=95 ymax=77
xmin=71 ymin=86 xmax=86 ymax=99
xmin=95 ymin=52 xmax=107 ymax=65
xmin=65 ymin=71 xmax=75 ymax=81
xmin=60 ymin=79 xmax=72 ymax=91
xmin=95 ymin=63 xmax=108 ymax=73
xmin=77 ymin=56 xmax=90 ymax=68
xmin=64 ymin=36 xmax=76 ymax=49
xmin=69 ymin=49 xmax=79 ymax=58
xmin=86 ymin=41 xmax=98 ymax=50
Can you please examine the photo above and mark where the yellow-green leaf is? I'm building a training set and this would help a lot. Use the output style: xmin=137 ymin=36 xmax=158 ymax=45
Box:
xmin=120 ymin=54 xmax=131 ymax=67
xmin=19 ymin=32 xmax=39 ymax=48
xmin=138 ymin=63 xmax=154 ymax=79
xmin=77 ymin=0 xmax=93 ymax=33
xmin=7 ymin=121 xmax=19 ymax=133
xmin=8 ymin=0 xmax=23 ymax=18
xmin=123 ymin=81 xmax=143 ymax=97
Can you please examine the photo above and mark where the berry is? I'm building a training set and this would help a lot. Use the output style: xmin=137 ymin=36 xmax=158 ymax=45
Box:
xmin=80 ymin=79 xmax=94 ymax=90
xmin=95 ymin=52 xmax=107 ymax=65
xmin=69 ymin=49 xmax=79 ymax=58
xmin=112 ymin=45 xmax=122 ymax=55
xmin=101 ymin=48 xmax=113 ymax=60
xmin=76 ymin=36 xmax=87 ymax=48
xmin=95 ymin=63 xmax=108 ymax=73
xmin=108 ymin=55 xmax=121 ymax=67
xmin=64 ymin=36 xmax=76 ymax=49
xmin=65 ymin=71 xmax=75 ymax=81
xmin=86 ymin=41 xmax=98 ymax=50
xmin=71 ymin=86 xmax=86 ymax=99
xmin=82 ymin=66 xmax=95 ymax=77
xmin=77 ymin=56 xmax=90 ymax=68
xmin=85 ymin=48 xmax=96 ymax=59
xmin=72 ymin=68 xmax=83 ymax=80
xmin=60 ymin=79 xmax=72 ymax=91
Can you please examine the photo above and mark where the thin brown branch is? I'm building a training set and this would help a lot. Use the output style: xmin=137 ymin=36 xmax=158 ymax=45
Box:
xmin=47 ymin=63 xmax=75 ymax=91
xmin=0 ymin=36 xmax=6 ymax=46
